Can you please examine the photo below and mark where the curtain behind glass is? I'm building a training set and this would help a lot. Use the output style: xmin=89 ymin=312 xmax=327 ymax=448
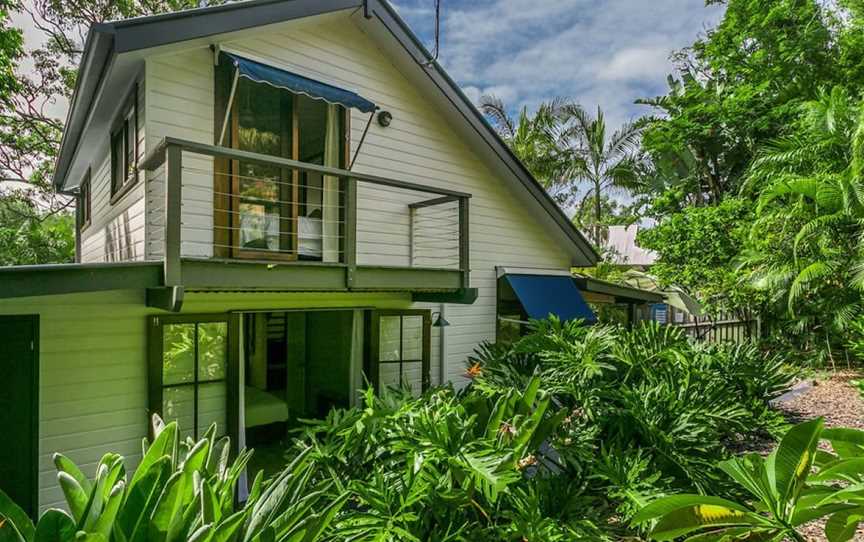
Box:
xmin=322 ymin=104 xmax=341 ymax=263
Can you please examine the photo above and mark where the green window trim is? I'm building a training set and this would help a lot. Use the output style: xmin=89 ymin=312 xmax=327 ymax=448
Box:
xmin=110 ymin=84 xmax=139 ymax=204
xmin=148 ymin=313 xmax=240 ymax=450
xmin=77 ymin=168 xmax=91 ymax=232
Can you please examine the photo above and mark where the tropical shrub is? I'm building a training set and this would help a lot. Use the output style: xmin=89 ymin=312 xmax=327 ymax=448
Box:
xmin=469 ymin=319 xmax=793 ymax=497
xmin=0 ymin=415 xmax=345 ymax=542
xmin=634 ymin=418 xmax=864 ymax=542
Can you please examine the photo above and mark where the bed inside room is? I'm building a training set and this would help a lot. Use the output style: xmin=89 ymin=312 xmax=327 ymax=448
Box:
xmin=243 ymin=310 xmax=362 ymax=477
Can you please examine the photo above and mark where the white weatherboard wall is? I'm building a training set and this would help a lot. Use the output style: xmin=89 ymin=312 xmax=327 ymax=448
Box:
xmin=212 ymin=14 xmax=572 ymax=384
xmin=0 ymin=289 xmax=412 ymax=512
xmin=81 ymin=79 xmax=148 ymax=263
xmin=139 ymin=12 xmax=572 ymax=386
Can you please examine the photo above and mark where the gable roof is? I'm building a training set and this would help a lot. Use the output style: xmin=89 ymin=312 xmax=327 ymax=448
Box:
xmin=54 ymin=0 xmax=598 ymax=265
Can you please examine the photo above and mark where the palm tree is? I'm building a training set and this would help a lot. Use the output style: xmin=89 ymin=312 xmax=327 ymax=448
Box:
xmin=742 ymin=87 xmax=864 ymax=357
xmin=479 ymin=95 xmax=579 ymax=206
xmin=562 ymin=105 xmax=642 ymax=244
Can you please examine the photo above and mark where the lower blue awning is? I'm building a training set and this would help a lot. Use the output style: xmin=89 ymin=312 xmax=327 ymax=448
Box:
xmin=505 ymin=274 xmax=597 ymax=323
xmin=223 ymin=52 xmax=377 ymax=113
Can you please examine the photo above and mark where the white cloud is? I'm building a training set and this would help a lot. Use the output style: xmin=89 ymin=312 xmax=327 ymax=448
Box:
xmin=394 ymin=0 xmax=724 ymax=129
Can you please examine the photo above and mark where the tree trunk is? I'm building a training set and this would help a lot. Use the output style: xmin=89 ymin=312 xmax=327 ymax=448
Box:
xmin=594 ymin=179 xmax=602 ymax=245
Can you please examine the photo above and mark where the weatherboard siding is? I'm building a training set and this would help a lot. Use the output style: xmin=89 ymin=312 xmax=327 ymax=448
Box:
xmin=138 ymin=13 xmax=569 ymax=384
xmin=81 ymin=78 xmax=148 ymax=264
xmin=0 ymin=289 xmax=412 ymax=512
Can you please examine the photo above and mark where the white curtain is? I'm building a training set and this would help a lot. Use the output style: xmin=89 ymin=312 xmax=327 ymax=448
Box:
xmin=322 ymin=105 xmax=341 ymax=263
xmin=237 ymin=317 xmax=248 ymax=500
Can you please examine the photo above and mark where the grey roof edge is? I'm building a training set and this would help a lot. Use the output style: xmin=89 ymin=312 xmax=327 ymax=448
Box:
xmin=0 ymin=261 xmax=163 ymax=299
xmin=366 ymin=0 xmax=599 ymax=266
xmin=52 ymin=29 xmax=114 ymax=192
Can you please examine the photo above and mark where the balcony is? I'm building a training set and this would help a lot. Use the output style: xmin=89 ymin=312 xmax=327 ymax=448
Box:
xmin=141 ymin=138 xmax=472 ymax=299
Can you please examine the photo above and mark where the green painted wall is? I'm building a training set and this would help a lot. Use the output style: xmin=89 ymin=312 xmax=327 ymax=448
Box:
xmin=0 ymin=288 xmax=413 ymax=512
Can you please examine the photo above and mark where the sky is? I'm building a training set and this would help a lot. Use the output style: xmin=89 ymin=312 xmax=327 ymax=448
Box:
xmin=391 ymin=0 xmax=725 ymax=129
xmin=13 ymin=0 xmax=724 ymax=130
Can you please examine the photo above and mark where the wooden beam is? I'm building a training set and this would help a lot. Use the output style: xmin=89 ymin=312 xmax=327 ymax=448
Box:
xmin=142 ymin=137 xmax=472 ymax=199
xmin=146 ymin=286 xmax=185 ymax=312
xmin=164 ymin=145 xmax=183 ymax=286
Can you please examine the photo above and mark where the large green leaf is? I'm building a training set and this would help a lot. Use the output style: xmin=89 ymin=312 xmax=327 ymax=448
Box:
xmin=131 ymin=422 xmax=178 ymax=489
xmin=813 ymin=458 xmax=864 ymax=483
xmin=90 ymin=482 xmax=124 ymax=539
xmin=823 ymin=428 xmax=864 ymax=459
xmin=773 ymin=417 xmax=823 ymax=509
xmin=0 ymin=489 xmax=35 ymax=542
xmin=33 ymin=509 xmax=76 ymax=542
xmin=633 ymin=494 xmax=754 ymax=525
xmin=56 ymin=473 xmax=88 ymax=524
xmin=824 ymin=509 xmax=864 ymax=542
xmin=650 ymin=504 xmax=766 ymax=541
xmin=52 ymin=455 xmax=92 ymax=497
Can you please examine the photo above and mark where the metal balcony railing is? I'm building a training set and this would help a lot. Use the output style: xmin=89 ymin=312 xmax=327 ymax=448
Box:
xmin=141 ymin=137 xmax=471 ymax=290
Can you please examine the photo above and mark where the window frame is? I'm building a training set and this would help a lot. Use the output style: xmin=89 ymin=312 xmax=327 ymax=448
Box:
xmin=366 ymin=309 xmax=431 ymax=393
xmin=110 ymin=84 xmax=139 ymax=204
xmin=212 ymin=61 xmax=350 ymax=261
xmin=147 ymin=313 xmax=240 ymax=449
xmin=77 ymin=168 xmax=91 ymax=232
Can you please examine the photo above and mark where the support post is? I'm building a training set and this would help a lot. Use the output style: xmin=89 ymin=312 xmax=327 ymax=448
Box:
xmin=344 ymin=176 xmax=357 ymax=287
xmin=164 ymin=145 xmax=183 ymax=286
xmin=458 ymin=196 xmax=470 ymax=289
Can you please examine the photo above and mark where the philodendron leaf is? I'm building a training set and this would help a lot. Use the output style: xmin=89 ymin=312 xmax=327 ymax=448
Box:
xmin=0 ymin=488 xmax=35 ymax=542
xmin=774 ymin=417 xmax=823 ymax=506
xmin=33 ymin=509 xmax=76 ymax=542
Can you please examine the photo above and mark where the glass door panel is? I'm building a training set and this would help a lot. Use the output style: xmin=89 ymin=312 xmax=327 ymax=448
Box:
xmin=368 ymin=310 xmax=431 ymax=395
xmin=233 ymin=79 xmax=295 ymax=258
xmin=157 ymin=319 xmax=229 ymax=439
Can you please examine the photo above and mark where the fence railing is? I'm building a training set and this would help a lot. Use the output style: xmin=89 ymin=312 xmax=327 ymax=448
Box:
xmin=141 ymin=137 xmax=470 ymax=288
xmin=670 ymin=309 xmax=759 ymax=344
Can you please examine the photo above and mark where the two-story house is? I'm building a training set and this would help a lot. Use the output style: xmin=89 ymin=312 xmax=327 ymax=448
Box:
xmin=0 ymin=0 xmax=601 ymax=514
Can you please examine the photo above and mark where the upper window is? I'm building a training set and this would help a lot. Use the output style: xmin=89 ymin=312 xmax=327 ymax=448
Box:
xmin=110 ymin=86 xmax=138 ymax=201
xmin=77 ymin=168 xmax=91 ymax=230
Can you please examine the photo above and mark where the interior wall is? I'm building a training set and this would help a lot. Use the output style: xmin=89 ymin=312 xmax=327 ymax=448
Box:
xmin=304 ymin=311 xmax=353 ymax=416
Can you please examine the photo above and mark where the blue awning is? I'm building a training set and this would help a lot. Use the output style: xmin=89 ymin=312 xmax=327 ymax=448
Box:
xmin=505 ymin=274 xmax=597 ymax=323
xmin=223 ymin=52 xmax=377 ymax=113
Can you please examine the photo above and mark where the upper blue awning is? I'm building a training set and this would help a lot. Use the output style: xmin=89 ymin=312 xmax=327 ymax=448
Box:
xmin=223 ymin=52 xmax=377 ymax=113
xmin=505 ymin=274 xmax=597 ymax=324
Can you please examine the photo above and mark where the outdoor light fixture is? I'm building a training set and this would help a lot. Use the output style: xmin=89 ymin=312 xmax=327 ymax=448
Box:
xmin=377 ymin=110 xmax=392 ymax=127
xmin=432 ymin=312 xmax=450 ymax=328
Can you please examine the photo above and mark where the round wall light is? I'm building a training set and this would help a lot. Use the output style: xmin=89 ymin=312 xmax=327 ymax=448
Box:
xmin=377 ymin=110 xmax=393 ymax=127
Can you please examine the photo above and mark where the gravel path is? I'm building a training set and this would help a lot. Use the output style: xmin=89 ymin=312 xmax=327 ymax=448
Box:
xmin=774 ymin=371 xmax=864 ymax=541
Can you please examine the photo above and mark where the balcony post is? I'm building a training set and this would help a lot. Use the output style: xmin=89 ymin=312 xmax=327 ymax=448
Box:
xmin=458 ymin=196 xmax=470 ymax=289
xmin=344 ymin=176 xmax=357 ymax=287
xmin=164 ymin=145 xmax=182 ymax=286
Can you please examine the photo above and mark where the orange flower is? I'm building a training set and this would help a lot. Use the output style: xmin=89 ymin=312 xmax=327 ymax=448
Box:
xmin=465 ymin=362 xmax=482 ymax=379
